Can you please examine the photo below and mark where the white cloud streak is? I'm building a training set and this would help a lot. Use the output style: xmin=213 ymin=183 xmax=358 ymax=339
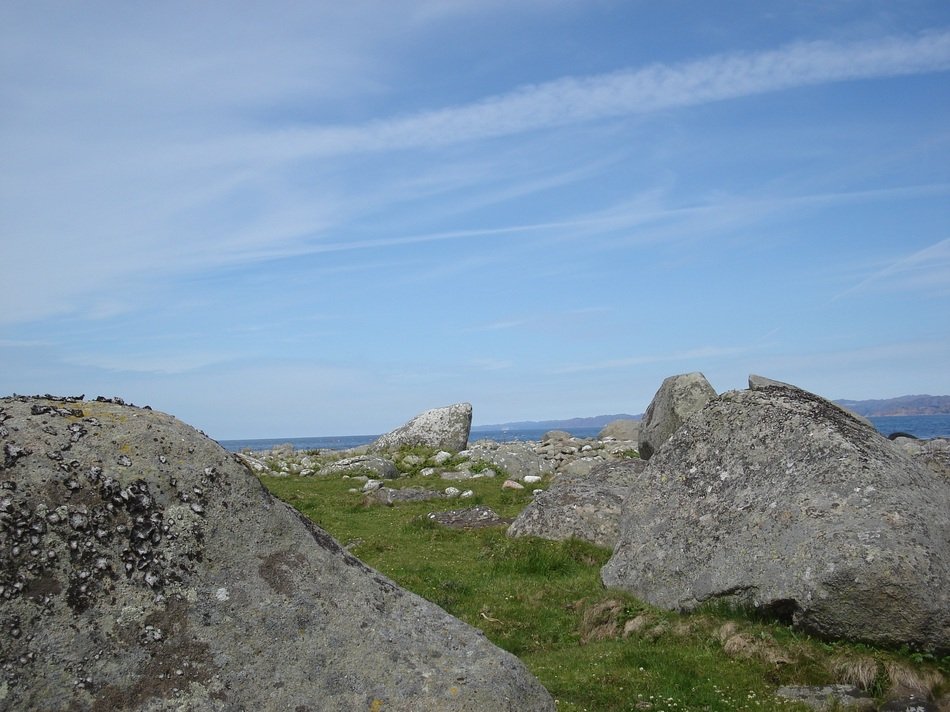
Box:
xmin=203 ymin=31 xmax=950 ymax=162
xmin=834 ymin=237 xmax=950 ymax=299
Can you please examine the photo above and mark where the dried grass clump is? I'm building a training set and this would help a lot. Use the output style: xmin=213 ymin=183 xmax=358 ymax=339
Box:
xmin=884 ymin=660 xmax=945 ymax=698
xmin=577 ymin=598 xmax=624 ymax=644
xmin=831 ymin=656 xmax=880 ymax=691
xmin=717 ymin=623 xmax=793 ymax=666
xmin=622 ymin=613 xmax=654 ymax=638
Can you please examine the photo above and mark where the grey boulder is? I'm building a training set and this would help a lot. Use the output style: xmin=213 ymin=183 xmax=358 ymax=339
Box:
xmin=597 ymin=419 xmax=640 ymax=442
xmin=637 ymin=372 xmax=716 ymax=460
xmin=602 ymin=385 xmax=950 ymax=653
xmin=371 ymin=403 xmax=473 ymax=453
xmin=507 ymin=460 xmax=646 ymax=549
xmin=0 ymin=396 xmax=554 ymax=711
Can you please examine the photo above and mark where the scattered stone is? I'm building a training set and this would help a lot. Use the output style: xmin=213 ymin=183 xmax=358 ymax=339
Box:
xmin=637 ymin=372 xmax=716 ymax=460
xmin=430 ymin=450 xmax=453 ymax=466
xmin=603 ymin=384 xmax=950 ymax=653
xmin=502 ymin=480 xmax=524 ymax=491
xmin=427 ymin=506 xmax=510 ymax=529
xmin=0 ymin=395 xmax=555 ymax=711
xmin=460 ymin=489 xmax=474 ymax=499
xmin=523 ymin=475 xmax=542 ymax=484
xmin=444 ymin=486 xmax=461 ymax=498
xmin=370 ymin=403 xmax=473 ymax=453
xmin=361 ymin=479 xmax=383 ymax=493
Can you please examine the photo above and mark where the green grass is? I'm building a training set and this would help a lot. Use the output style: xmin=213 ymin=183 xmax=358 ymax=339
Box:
xmin=261 ymin=471 xmax=948 ymax=711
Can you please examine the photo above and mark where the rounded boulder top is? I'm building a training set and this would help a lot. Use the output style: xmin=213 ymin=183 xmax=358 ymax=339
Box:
xmin=370 ymin=402 xmax=473 ymax=453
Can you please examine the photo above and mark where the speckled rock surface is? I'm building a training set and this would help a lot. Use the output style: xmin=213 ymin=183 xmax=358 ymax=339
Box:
xmin=637 ymin=372 xmax=716 ymax=460
xmin=507 ymin=460 xmax=646 ymax=549
xmin=0 ymin=396 xmax=554 ymax=711
xmin=370 ymin=403 xmax=473 ymax=453
xmin=602 ymin=386 xmax=950 ymax=653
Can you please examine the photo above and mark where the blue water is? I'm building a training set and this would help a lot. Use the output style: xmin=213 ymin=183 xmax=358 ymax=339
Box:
xmin=218 ymin=416 xmax=949 ymax=454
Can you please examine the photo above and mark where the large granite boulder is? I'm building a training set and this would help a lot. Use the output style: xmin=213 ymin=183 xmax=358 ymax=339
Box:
xmin=602 ymin=385 xmax=950 ymax=653
xmin=0 ymin=396 xmax=554 ymax=711
xmin=637 ymin=372 xmax=716 ymax=460
xmin=507 ymin=460 xmax=646 ymax=549
xmin=371 ymin=403 xmax=473 ymax=453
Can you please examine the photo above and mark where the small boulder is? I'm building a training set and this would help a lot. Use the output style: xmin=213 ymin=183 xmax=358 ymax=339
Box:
xmin=371 ymin=403 xmax=473 ymax=453
xmin=508 ymin=460 xmax=646 ymax=549
xmin=637 ymin=372 xmax=716 ymax=460
xmin=598 ymin=419 xmax=640 ymax=441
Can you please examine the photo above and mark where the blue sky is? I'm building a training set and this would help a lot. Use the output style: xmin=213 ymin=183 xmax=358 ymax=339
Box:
xmin=2 ymin=2 xmax=949 ymax=439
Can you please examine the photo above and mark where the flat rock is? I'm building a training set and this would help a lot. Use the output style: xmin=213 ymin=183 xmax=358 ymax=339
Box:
xmin=638 ymin=372 xmax=716 ymax=460
xmin=371 ymin=403 xmax=473 ymax=453
xmin=362 ymin=487 xmax=444 ymax=506
xmin=322 ymin=454 xmax=400 ymax=479
xmin=602 ymin=385 xmax=950 ymax=653
xmin=427 ymin=506 xmax=510 ymax=529
xmin=0 ymin=396 xmax=554 ymax=711
xmin=774 ymin=685 xmax=875 ymax=711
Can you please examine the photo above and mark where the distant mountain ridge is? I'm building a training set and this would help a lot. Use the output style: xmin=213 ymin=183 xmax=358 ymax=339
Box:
xmin=474 ymin=394 xmax=950 ymax=432
xmin=834 ymin=394 xmax=950 ymax=417
xmin=471 ymin=414 xmax=641 ymax=432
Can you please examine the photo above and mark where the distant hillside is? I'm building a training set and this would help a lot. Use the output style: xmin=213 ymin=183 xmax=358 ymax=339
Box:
xmin=472 ymin=414 xmax=641 ymax=432
xmin=835 ymin=395 xmax=950 ymax=416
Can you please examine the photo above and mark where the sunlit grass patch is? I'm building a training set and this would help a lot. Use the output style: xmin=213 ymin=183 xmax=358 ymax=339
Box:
xmin=259 ymin=471 xmax=949 ymax=711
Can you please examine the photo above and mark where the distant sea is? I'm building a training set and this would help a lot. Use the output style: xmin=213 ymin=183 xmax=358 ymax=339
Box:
xmin=217 ymin=416 xmax=950 ymax=453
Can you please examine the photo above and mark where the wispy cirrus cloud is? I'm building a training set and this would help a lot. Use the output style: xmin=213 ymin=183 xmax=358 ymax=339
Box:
xmin=834 ymin=237 xmax=950 ymax=299
xmin=200 ymin=30 xmax=950 ymax=163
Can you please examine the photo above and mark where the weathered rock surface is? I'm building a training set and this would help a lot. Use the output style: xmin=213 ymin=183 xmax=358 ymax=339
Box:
xmin=750 ymin=374 xmax=874 ymax=428
xmin=0 ymin=396 xmax=555 ymax=711
xmin=638 ymin=372 xmax=716 ymax=460
xmin=371 ymin=403 xmax=473 ymax=453
xmin=602 ymin=385 xmax=950 ymax=653
xmin=507 ymin=459 xmax=645 ymax=549
xmin=598 ymin=419 xmax=640 ymax=442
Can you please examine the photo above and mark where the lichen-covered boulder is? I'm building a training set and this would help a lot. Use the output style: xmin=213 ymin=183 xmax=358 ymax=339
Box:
xmin=602 ymin=385 xmax=950 ymax=653
xmin=637 ymin=373 xmax=716 ymax=460
xmin=371 ymin=403 xmax=473 ymax=453
xmin=507 ymin=460 xmax=645 ymax=549
xmin=0 ymin=396 xmax=554 ymax=711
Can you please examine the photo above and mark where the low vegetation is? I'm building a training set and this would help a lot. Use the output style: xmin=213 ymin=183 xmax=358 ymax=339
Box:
xmin=259 ymin=450 xmax=947 ymax=712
